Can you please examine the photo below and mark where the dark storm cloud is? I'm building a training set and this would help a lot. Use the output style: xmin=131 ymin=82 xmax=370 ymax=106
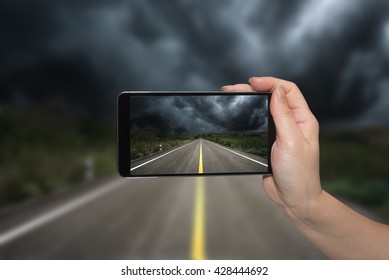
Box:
xmin=1 ymin=0 xmax=389 ymax=123
xmin=177 ymin=95 xmax=268 ymax=132
xmin=130 ymin=95 xmax=268 ymax=134
xmin=0 ymin=0 xmax=116 ymax=116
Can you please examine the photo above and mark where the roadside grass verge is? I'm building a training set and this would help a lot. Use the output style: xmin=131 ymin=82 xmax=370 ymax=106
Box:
xmin=320 ymin=128 xmax=389 ymax=214
xmin=0 ymin=107 xmax=116 ymax=207
xmin=130 ymin=130 xmax=195 ymax=160
xmin=203 ymin=132 xmax=268 ymax=158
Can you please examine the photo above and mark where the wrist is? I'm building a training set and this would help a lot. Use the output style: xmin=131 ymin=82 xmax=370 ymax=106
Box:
xmin=281 ymin=187 xmax=325 ymax=229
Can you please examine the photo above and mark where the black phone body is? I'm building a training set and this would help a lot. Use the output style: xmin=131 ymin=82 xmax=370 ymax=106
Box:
xmin=117 ymin=91 xmax=275 ymax=177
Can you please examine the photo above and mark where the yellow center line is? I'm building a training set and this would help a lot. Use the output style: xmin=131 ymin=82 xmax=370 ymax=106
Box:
xmin=190 ymin=140 xmax=206 ymax=260
xmin=198 ymin=141 xmax=203 ymax=174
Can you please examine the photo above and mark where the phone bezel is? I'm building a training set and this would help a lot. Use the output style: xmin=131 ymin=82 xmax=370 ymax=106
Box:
xmin=117 ymin=91 xmax=275 ymax=177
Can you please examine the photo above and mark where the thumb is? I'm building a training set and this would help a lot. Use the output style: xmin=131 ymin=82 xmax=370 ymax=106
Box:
xmin=270 ymin=86 xmax=301 ymax=144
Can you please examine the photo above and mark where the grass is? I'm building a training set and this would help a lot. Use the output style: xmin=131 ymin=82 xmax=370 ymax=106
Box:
xmin=130 ymin=130 xmax=196 ymax=160
xmin=203 ymin=132 xmax=268 ymax=158
xmin=0 ymin=106 xmax=116 ymax=207
xmin=1 ymin=106 xmax=388 ymax=215
xmin=319 ymin=128 xmax=389 ymax=213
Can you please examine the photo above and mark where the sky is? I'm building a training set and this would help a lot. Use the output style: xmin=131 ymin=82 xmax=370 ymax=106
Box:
xmin=130 ymin=95 xmax=268 ymax=134
xmin=1 ymin=0 xmax=389 ymax=125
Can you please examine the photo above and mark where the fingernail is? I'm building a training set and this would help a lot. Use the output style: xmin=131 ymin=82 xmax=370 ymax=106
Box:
xmin=275 ymin=86 xmax=286 ymax=100
xmin=221 ymin=85 xmax=232 ymax=91
xmin=248 ymin=77 xmax=257 ymax=84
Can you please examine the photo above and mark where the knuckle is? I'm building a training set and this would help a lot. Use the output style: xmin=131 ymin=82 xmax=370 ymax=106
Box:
xmin=289 ymin=82 xmax=300 ymax=92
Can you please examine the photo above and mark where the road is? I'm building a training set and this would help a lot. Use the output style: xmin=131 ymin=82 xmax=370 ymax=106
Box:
xmin=0 ymin=175 xmax=326 ymax=259
xmin=130 ymin=139 xmax=268 ymax=176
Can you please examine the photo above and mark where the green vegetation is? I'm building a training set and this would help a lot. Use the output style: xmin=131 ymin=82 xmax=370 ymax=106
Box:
xmin=320 ymin=128 xmax=389 ymax=213
xmin=1 ymin=107 xmax=388 ymax=216
xmin=0 ymin=106 xmax=116 ymax=207
xmin=130 ymin=130 xmax=195 ymax=160
xmin=203 ymin=132 xmax=268 ymax=158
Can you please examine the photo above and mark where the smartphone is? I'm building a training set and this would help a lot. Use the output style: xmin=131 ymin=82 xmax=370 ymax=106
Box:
xmin=117 ymin=91 xmax=275 ymax=177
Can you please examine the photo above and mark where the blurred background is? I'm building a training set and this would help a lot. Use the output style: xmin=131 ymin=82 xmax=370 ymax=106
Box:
xmin=0 ymin=0 xmax=388 ymax=259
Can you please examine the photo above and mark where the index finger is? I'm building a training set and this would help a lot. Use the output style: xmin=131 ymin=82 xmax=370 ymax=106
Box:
xmin=248 ymin=76 xmax=296 ymax=92
xmin=221 ymin=83 xmax=254 ymax=92
xmin=248 ymin=77 xmax=310 ymax=112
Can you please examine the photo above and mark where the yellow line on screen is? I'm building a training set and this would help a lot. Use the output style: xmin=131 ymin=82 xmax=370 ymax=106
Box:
xmin=191 ymin=140 xmax=206 ymax=260
xmin=198 ymin=141 xmax=203 ymax=174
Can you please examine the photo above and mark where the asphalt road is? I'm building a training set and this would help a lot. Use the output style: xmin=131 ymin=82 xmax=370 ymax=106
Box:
xmin=0 ymin=175 xmax=327 ymax=259
xmin=130 ymin=139 xmax=268 ymax=176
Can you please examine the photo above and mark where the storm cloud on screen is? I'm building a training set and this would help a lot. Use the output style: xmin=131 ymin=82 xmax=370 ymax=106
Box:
xmin=130 ymin=95 xmax=268 ymax=134
xmin=1 ymin=0 xmax=389 ymax=124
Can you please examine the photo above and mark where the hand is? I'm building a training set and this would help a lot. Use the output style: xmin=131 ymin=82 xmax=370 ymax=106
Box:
xmin=222 ymin=77 xmax=322 ymax=219
xmin=223 ymin=77 xmax=389 ymax=259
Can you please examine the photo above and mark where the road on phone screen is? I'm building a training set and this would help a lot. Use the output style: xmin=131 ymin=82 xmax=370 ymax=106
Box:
xmin=130 ymin=139 xmax=268 ymax=175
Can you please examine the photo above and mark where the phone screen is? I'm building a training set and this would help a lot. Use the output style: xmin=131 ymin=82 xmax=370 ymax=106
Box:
xmin=117 ymin=92 xmax=274 ymax=177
